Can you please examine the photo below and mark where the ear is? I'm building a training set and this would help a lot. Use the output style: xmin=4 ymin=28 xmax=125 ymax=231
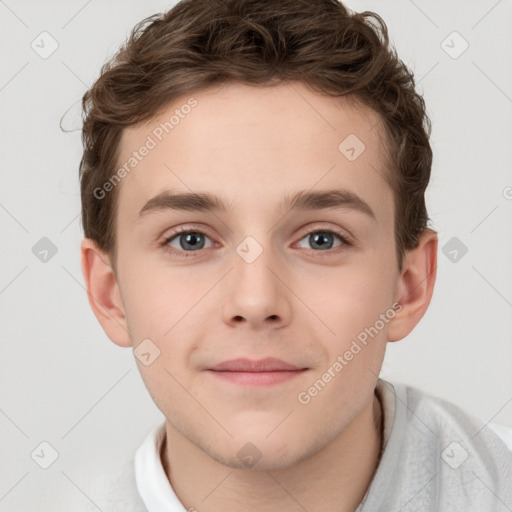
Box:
xmin=80 ymin=238 xmax=132 ymax=348
xmin=387 ymin=228 xmax=438 ymax=342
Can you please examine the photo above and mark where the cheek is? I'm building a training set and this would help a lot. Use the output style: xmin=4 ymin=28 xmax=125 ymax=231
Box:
xmin=321 ymin=262 xmax=393 ymax=316
xmin=120 ymin=260 xmax=202 ymax=336
xmin=315 ymin=262 xmax=395 ymax=359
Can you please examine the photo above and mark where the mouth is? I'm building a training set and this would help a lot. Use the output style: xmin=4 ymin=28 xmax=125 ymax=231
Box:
xmin=204 ymin=357 xmax=309 ymax=386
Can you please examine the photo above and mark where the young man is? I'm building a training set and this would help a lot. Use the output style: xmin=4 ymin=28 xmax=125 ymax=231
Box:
xmin=77 ymin=0 xmax=512 ymax=510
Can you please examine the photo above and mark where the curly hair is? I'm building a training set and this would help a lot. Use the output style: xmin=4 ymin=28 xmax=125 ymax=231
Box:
xmin=78 ymin=0 xmax=433 ymax=273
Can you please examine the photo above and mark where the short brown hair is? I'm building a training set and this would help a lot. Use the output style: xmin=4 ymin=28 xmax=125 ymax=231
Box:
xmin=77 ymin=0 xmax=433 ymax=274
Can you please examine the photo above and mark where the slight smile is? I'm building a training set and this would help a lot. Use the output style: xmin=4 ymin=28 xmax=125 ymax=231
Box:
xmin=204 ymin=357 xmax=309 ymax=386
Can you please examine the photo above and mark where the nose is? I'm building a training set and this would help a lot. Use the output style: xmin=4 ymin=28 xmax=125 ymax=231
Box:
xmin=221 ymin=241 xmax=292 ymax=330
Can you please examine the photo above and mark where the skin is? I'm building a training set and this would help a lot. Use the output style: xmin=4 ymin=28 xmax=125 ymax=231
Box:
xmin=81 ymin=81 xmax=437 ymax=512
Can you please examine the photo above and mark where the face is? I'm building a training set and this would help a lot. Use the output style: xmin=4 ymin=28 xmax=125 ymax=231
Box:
xmin=102 ymin=81 xmax=406 ymax=469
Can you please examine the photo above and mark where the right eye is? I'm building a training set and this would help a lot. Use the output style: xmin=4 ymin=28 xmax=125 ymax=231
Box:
xmin=160 ymin=228 xmax=215 ymax=258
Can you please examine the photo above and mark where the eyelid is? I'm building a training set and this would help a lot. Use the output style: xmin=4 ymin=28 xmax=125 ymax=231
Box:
xmin=298 ymin=223 xmax=354 ymax=245
xmin=159 ymin=223 xmax=216 ymax=244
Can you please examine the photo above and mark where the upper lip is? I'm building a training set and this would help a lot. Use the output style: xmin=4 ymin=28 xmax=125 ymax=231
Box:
xmin=207 ymin=357 xmax=304 ymax=372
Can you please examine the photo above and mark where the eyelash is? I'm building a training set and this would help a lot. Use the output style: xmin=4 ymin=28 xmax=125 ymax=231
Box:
xmin=159 ymin=225 xmax=353 ymax=259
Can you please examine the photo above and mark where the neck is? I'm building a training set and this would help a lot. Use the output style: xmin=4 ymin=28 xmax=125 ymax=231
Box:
xmin=161 ymin=391 xmax=383 ymax=512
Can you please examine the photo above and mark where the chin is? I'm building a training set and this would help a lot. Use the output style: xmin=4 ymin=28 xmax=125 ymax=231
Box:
xmin=204 ymin=435 xmax=312 ymax=472
xmin=215 ymin=447 xmax=303 ymax=471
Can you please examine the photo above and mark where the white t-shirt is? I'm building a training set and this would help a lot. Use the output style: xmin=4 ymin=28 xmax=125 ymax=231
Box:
xmin=82 ymin=378 xmax=512 ymax=511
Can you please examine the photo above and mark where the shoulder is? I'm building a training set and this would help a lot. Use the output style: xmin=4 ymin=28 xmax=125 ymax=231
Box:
xmin=398 ymin=381 xmax=512 ymax=457
xmin=390 ymin=379 xmax=512 ymax=463
xmin=36 ymin=457 xmax=148 ymax=512
xmin=86 ymin=458 xmax=148 ymax=512
xmin=369 ymin=379 xmax=512 ymax=511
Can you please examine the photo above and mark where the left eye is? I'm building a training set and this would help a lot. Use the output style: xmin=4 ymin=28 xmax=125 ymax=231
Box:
xmin=296 ymin=229 xmax=349 ymax=251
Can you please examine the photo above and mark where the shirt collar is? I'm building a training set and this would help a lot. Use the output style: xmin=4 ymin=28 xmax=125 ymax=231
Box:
xmin=135 ymin=420 xmax=187 ymax=512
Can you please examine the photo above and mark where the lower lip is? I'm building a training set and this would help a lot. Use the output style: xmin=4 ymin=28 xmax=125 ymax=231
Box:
xmin=205 ymin=369 xmax=307 ymax=386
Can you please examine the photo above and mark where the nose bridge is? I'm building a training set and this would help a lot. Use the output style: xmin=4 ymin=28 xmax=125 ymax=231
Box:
xmin=229 ymin=203 xmax=281 ymax=269
xmin=233 ymin=231 xmax=280 ymax=295
xmin=222 ymin=229 xmax=291 ymax=326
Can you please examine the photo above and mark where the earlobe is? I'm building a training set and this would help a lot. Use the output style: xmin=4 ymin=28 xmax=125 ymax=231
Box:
xmin=387 ymin=229 xmax=438 ymax=342
xmin=80 ymin=238 xmax=132 ymax=348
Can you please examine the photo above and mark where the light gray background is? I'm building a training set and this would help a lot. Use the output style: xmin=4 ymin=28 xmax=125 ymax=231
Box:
xmin=1 ymin=0 xmax=511 ymax=510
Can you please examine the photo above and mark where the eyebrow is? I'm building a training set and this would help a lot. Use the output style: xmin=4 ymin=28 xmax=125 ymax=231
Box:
xmin=138 ymin=188 xmax=376 ymax=220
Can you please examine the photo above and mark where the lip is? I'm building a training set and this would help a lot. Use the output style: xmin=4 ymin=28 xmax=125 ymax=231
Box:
xmin=205 ymin=358 xmax=308 ymax=386
xmin=208 ymin=357 xmax=303 ymax=372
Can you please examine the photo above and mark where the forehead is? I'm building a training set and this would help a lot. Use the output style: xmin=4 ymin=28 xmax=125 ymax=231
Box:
xmin=115 ymin=81 xmax=393 ymax=225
